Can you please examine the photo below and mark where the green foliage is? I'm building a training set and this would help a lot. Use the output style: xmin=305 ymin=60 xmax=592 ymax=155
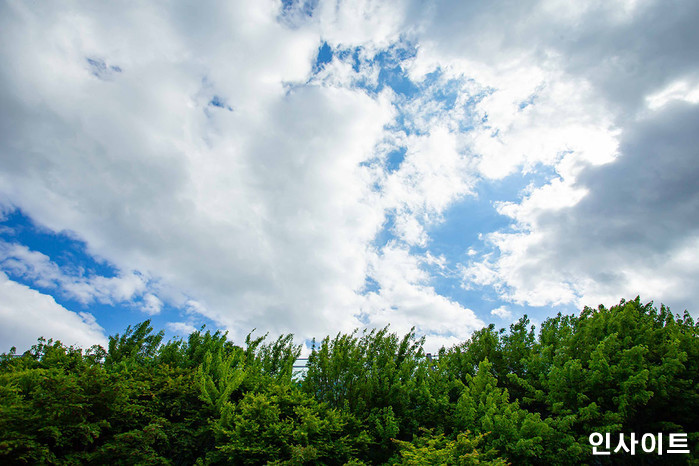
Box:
xmin=105 ymin=320 xmax=164 ymax=369
xmin=208 ymin=384 xmax=367 ymax=465
xmin=1 ymin=297 xmax=697 ymax=464
xmin=242 ymin=332 xmax=302 ymax=390
xmin=391 ymin=430 xmax=508 ymax=465
xmin=303 ymin=327 xmax=433 ymax=462
xmin=0 ymin=344 xmax=115 ymax=464
xmin=197 ymin=348 xmax=246 ymax=412
xmin=454 ymin=359 xmax=562 ymax=464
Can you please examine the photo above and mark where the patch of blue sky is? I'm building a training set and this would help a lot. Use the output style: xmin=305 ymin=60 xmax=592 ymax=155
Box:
xmin=355 ymin=313 xmax=371 ymax=327
xmin=389 ymin=107 xmax=428 ymax=136
xmin=361 ymin=276 xmax=380 ymax=295
xmin=412 ymin=69 xmax=462 ymax=106
xmin=519 ymin=94 xmax=537 ymax=110
xmin=370 ymin=210 xmax=399 ymax=251
xmin=518 ymin=84 xmax=544 ymax=111
xmin=419 ymin=168 xmax=571 ymax=324
xmin=429 ymin=83 xmax=460 ymax=109
xmin=86 ymin=57 xmax=107 ymax=75
xmin=199 ymin=76 xmax=232 ymax=112
xmin=386 ymin=111 xmax=412 ymax=135
xmin=313 ymin=41 xmax=333 ymax=73
xmin=209 ymin=95 xmax=232 ymax=111
xmin=0 ymin=209 xmax=118 ymax=278
xmin=426 ymin=198 xmax=510 ymax=265
xmin=385 ymin=147 xmax=406 ymax=173
xmin=378 ymin=66 xmax=419 ymax=97
xmin=426 ymin=168 xmax=561 ymax=266
xmin=0 ymin=208 xmax=219 ymax=341
xmin=432 ymin=275 xmax=504 ymax=317
xmin=461 ymin=77 xmax=494 ymax=104
xmin=311 ymin=40 xmax=419 ymax=96
xmin=86 ymin=57 xmax=122 ymax=80
xmin=392 ymin=76 xmax=476 ymax=136
xmin=522 ymin=161 xmax=562 ymax=182
xmin=314 ymin=46 xmax=361 ymax=73
xmin=372 ymin=42 xmax=419 ymax=97
xmin=151 ymin=302 xmax=220 ymax=344
xmin=88 ymin=301 xmax=170 ymax=342
xmin=375 ymin=40 xmax=418 ymax=66
xmin=351 ymin=49 xmax=361 ymax=72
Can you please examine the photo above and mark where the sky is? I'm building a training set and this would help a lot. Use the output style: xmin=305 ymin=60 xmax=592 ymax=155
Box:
xmin=1 ymin=0 xmax=698 ymax=353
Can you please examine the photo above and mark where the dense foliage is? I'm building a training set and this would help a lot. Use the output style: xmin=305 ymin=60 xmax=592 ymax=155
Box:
xmin=1 ymin=298 xmax=697 ymax=464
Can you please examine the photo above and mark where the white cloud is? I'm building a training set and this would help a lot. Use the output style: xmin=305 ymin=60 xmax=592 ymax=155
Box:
xmin=0 ymin=272 xmax=107 ymax=352
xmin=0 ymin=240 xmax=150 ymax=308
xmin=394 ymin=0 xmax=699 ymax=314
xmin=463 ymin=103 xmax=699 ymax=313
xmin=142 ymin=293 xmax=163 ymax=315
xmin=384 ymin=126 xmax=476 ymax=215
xmin=165 ymin=321 xmax=198 ymax=336
xmin=490 ymin=306 xmax=512 ymax=320
xmin=313 ymin=0 xmax=408 ymax=48
xmin=1 ymin=0 xmax=696 ymax=348
xmin=378 ymin=124 xmax=478 ymax=251
xmin=646 ymin=79 xmax=699 ymax=110
xmin=0 ymin=0 xmax=397 ymax=343
xmin=309 ymin=47 xmax=381 ymax=90
xmin=362 ymin=243 xmax=484 ymax=350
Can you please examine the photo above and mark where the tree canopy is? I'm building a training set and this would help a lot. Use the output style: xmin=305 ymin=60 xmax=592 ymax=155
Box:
xmin=1 ymin=298 xmax=696 ymax=464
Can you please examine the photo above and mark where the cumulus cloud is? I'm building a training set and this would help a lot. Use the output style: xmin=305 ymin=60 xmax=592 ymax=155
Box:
xmin=1 ymin=0 xmax=696 ymax=349
xmin=0 ymin=0 xmax=394 ymax=343
xmin=0 ymin=240 xmax=155 ymax=309
xmin=464 ymin=103 xmax=699 ymax=312
xmin=143 ymin=293 xmax=164 ymax=315
xmin=405 ymin=0 xmax=699 ymax=115
xmin=166 ymin=321 xmax=198 ymax=336
xmin=362 ymin=243 xmax=484 ymax=350
xmin=0 ymin=272 xmax=107 ymax=352
xmin=490 ymin=306 xmax=512 ymax=320
xmin=646 ymin=79 xmax=699 ymax=110
xmin=400 ymin=0 xmax=699 ymax=314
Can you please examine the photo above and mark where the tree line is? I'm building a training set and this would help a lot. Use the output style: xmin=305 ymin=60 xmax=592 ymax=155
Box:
xmin=1 ymin=297 xmax=697 ymax=464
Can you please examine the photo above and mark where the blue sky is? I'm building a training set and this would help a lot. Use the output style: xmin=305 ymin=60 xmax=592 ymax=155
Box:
xmin=1 ymin=0 xmax=698 ymax=352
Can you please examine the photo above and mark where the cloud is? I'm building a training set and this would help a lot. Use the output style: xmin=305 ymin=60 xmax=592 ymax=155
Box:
xmin=0 ymin=0 xmax=398 ymax=343
xmin=312 ymin=0 xmax=409 ymax=48
xmin=391 ymin=0 xmax=698 ymax=314
xmin=490 ymin=306 xmax=512 ymax=320
xmin=646 ymin=79 xmax=699 ymax=110
xmin=143 ymin=293 xmax=163 ymax=315
xmin=405 ymin=0 xmax=699 ymax=115
xmin=0 ymin=240 xmax=152 ymax=309
xmin=382 ymin=125 xmax=477 ymax=219
xmin=362 ymin=243 xmax=484 ymax=350
xmin=0 ymin=272 xmax=107 ymax=352
xmin=464 ymin=103 xmax=699 ymax=312
xmin=1 ymin=0 xmax=696 ymax=349
xmin=165 ymin=321 xmax=198 ymax=336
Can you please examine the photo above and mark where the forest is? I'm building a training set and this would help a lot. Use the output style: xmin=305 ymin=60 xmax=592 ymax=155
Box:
xmin=0 ymin=297 xmax=697 ymax=465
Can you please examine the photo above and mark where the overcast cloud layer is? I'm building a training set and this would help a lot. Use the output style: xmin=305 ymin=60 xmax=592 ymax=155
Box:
xmin=1 ymin=0 xmax=697 ymax=351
